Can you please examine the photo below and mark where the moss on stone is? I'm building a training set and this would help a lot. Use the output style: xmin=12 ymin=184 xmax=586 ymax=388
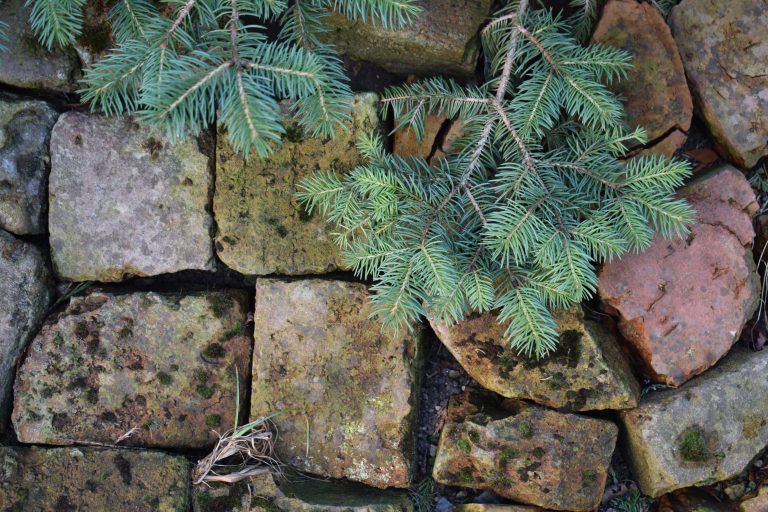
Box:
xmin=457 ymin=468 xmax=474 ymax=484
xmin=202 ymin=343 xmax=226 ymax=359
xmin=205 ymin=414 xmax=221 ymax=427
xmin=196 ymin=383 xmax=215 ymax=399
xmin=457 ymin=439 xmax=471 ymax=454
xmin=582 ymin=469 xmax=596 ymax=484
xmin=532 ymin=447 xmax=545 ymax=459
xmin=208 ymin=294 xmax=233 ymax=318
xmin=679 ymin=427 xmax=710 ymax=462
xmin=157 ymin=372 xmax=173 ymax=385
xmin=518 ymin=421 xmax=533 ymax=438
xmin=500 ymin=447 xmax=519 ymax=464
xmin=219 ymin=323 xmax=244 ymax=342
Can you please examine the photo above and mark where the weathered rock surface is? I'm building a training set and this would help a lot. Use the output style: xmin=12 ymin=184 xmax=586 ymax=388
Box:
xmin=0 ymin=93 xmax=59 ymax=235
xmin=0 ymin=230 xmax=52 ymax=431
xmin=393 ymin=115 xmax=463 ymax=164
xmin=49 ymin=112 xmax=214 ymax=282
xmin=741 ymin=486 xmax=768 ymax=512
xmin=670 ymin=0 xmax=768 ymax=168
xmin=321 ymin=0 xmax=492 ymax=78
xmin=250 ymin=278 xmax=423 ymax=489
xmin=433 ymin=392 xmax=618 ymax=511
xmin=657 ymin=489 xmax=736 ymax=512
xmin=0 ymin=446 xmax=189 ymax=511
xmin=0 ymin=0 xmax=82 ymax=92
xmin=13 ymin=291 xmax=251 ymax=449
xmin=193 ymin=473 xmax=414 ymax=511
xmin=619 ymin=347 xmax=768 ymax=497
xmin=599 ymin=166 xmax=760 ymax=386
xmin=215 ymin=94 xmax=379 ymax=275
xmin=455 ymin=506 xmax=544 ymax=512
xmin=430 ymin=307 xmax=639 ymax=411
xmin=592 ymin=0 xmax=692 ymax=157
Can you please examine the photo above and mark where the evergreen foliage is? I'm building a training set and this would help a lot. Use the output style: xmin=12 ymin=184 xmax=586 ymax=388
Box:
xmin=2 ymin=0 xmax=420 ymax=158
xmin=298 ymin=0 xmax=694 ymax=357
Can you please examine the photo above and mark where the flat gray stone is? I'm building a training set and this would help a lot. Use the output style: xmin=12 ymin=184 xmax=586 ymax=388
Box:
xmin=620 ymin=347 xmax=768 ymax=497
xmin=49 ymin=113 xmax=214 ymax=282
xmin=0 ymin=93 xmax=59 ymax=235
xmin=0 ymin=446 xmax=189 ymax=511
xmin=0 ymin=0 xmax=81 ymax=92
xmin=0 ymin=229 xmax=52 ymax=432
xmin=670 ymin=0 xmax=768 ymax=168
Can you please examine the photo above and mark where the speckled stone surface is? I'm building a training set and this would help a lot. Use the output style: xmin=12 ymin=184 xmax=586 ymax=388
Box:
xmin=670 ymin=0 xmax=768 ymax=168
xmin=620 ymin=347 xmax=768 ymax=497
xmin=430 ymin=307 xmax=639 ymax=411
xmin=0 ymin=0 xmax=81 ymax=92
xmin=0 ymin=93 xmax=59 ymax=235
xmin=455 ymin=506 xmax=544 ymax=512
xmin=250 ymin=278 xmax=423 ymax=489
xmin=12 ymin=291 xmax=251 ymax=449
xmin=214 ymin=94 xmax=379 ymax=275
xmin=193 ymin=473 xmax=415 ymax=511
xmin=0 ymin=230 xmax=52 ymax=432
xmin=599 ymin=166 xmax=760 ymax=386
xmin=592 ymin=0 xmax=692 ymax=156
xmin=0 ymin=446 xmax=189 ymax=511
xmin=320 ymin=0 xmax=492 ymax=78
xmin=432 ymin=392 xmax=618 ymax=511
xmin=49 ymin=112 xmax=214 ymax=282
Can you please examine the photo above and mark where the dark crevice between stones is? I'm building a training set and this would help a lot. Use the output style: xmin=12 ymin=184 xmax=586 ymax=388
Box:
xmin=0 ymin=82 xmax=78 ymax=109
xmin=426 ymin=118 xmax=456 ymax=164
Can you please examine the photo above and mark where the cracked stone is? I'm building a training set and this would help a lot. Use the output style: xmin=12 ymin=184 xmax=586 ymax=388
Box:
xmin=599 ymin=166 xmax=760 ymax=386
xmin=432 ymin=392 xmax=618 ymax=511
xmin=0 ymin=230 xmax=52 ymax=433
xmin=0 ymin=93 xmax=59 ymax=235
xmin=250 ymin=278 xmax=424 ymax=489
xmin=0 ymin=446 xmax=189 ymax=511
xmin=393 ymin=114 xmax=463 ymax=163
xmin=214 ymin=94 xmax=380 ymax=275
xmin=12 ymin=291 xmax=251 ymax=449
xmin=49 ymin=113 xmax=215 ymax=282
xmin=429 ymin=307 xmax=640 ymax=411
xmin=620 ymin=347 xmax=768 ymax=497
xmin=592 ymin=0 xmax=692 ymax=157
xmin=669 ymin=0 xmax=768 ymax=168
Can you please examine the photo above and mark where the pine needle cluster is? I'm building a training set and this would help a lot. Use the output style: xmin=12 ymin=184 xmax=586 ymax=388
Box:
xmin=3 ymin=0 xmax=420 ymax=158
xmin=298 ymin=0 xmax=695 ymax=357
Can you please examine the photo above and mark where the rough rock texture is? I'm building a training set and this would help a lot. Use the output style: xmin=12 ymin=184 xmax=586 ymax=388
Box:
xmin=214 ymin=94 xmax=379 ymax=275
xmin=669 ymin=0 xmax=768 ymax=168
xmin=0 ymin=230 xmax=52 ymax=432
xmin=0 ymin=93 xmax=59 ymax=235
xmin=619 ymin=347 xmax=768 ymax=497
xmin=193 ymin=473 xmax=414 ymax=511
xmin=0 ymin=0 xmax=81 ymax=92
xmin=592 ymin=0 xmax=692 ymax=157
xmin=455 ymin=506 xmax=544 ymax=512
xmin=741 ymin=487 xmax=768 ymax=512
xmin=13 ymin=291 xmax=251 ymax=449
xmin=430 ymin=307 xmax=639 ymax=411
xmin=432 ymin=392 xmax=618 ymax=511
xmin=657 ymin=489 xmax=736 ymax=512
xmin=250 ymin=278 xmax=424 ymax=489
xmin=599 ymin=166 xmax=760 ymax=386
xmin=321 ymin=0 xmax=492 ymax=78
xmin=393 ymin=115 xmax=463 ymax=163
xmin=49 ymin=112 xmax=214 ymax=282
xmin=0 ymin=446 xmax=189 ymax=511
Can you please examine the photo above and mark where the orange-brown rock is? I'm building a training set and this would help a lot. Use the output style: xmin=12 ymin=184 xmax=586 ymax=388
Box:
xmin=599 ymin=166 xmax=760 ymax=386
xmin=592 ymin=0 xmax=692 ymax=157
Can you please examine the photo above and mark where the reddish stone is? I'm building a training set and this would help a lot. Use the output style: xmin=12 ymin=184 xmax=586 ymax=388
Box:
xmin=393 ymin=115 xmax=462 ymax=164
xmin=599 ymin=166 xmax=760 ymax=386
xmin=592 ymin=0 xmax=692 ymax=154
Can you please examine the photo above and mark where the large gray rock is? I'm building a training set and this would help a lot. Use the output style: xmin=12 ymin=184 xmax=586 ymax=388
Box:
xmin=620 ymin=347 xmax=768 ymax=497
xmin=669 ymin=0 xmax=768 ymax=168
xmin=193 ymin=473 xmax=415 ymax=511
xmin=214 ymin=94 xmax=379 ymax=275
xmin=321 ymin=0 xmax=492 ymax=78
xmin=0 ymin=0 xmax=82 ymax=92
xmin=0 ymin=446 xmax=189 ymax=511
xmin=0 ymin=230 xmax=52 ymax=432
xmin=430 ymin=307 xmax=639 ymax=411
xmin=13 ymin=291 xmax=252 ymax=449
xmin=49 ymin=113 xmax=214 ymax=282
xmin=250 ymin=278 xmax=424 ymax=489
xmin=0 ymin=93 xmax=59 ymax=235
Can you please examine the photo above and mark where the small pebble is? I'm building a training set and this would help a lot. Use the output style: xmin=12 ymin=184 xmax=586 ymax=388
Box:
xmin=754 ymin=459 xmax=764 ymax=468
xmin=447 ymin=369 xmax=461 ymax=379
